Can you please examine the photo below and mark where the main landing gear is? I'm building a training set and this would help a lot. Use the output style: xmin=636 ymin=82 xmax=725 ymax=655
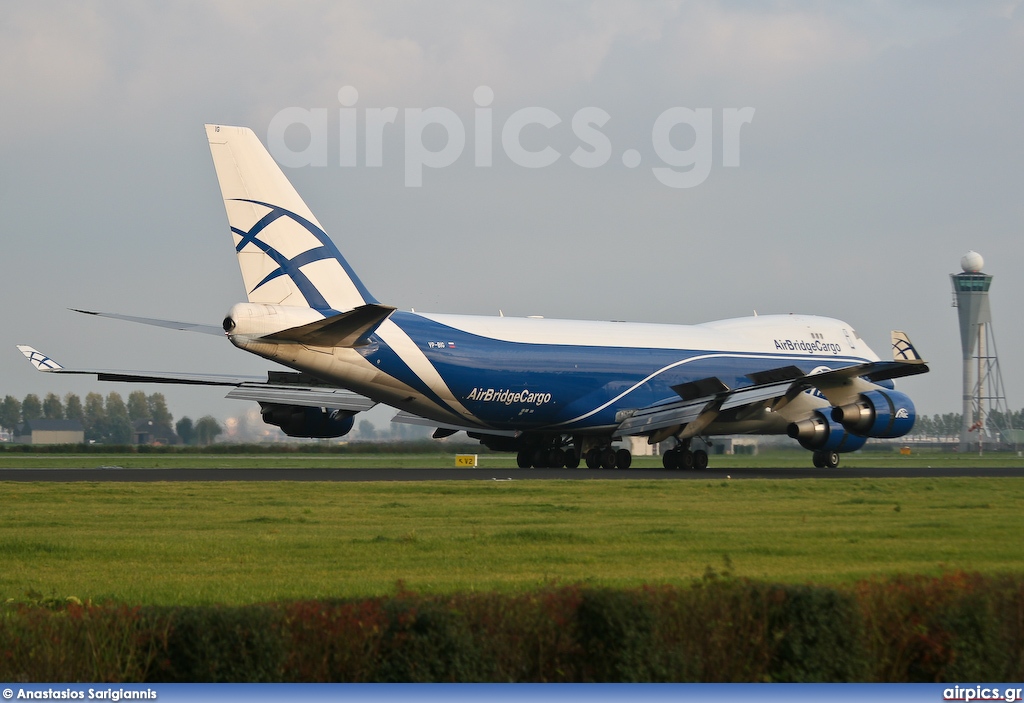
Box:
xmin=516 ymin=444 xmax=581 ymax=469
xmin=582 ymin=447 xmax=632 ymax=470
xmin=662 ymin=438 xmax=709 ymax=470
xmin=662 ymin=447 xmax=709 ymax=470
xmin=812 ymin=450 xmax=840 ymax=469
xmin=516 ymin=441 xmax=634 ymax=469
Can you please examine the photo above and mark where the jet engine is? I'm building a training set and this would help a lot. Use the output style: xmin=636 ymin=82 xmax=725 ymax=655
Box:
xmin=787 ymin=411 xmax=868 ymax=452
xmin=259 ymin=403 xmax=355 ymax=438
xmin=831 ymin=390 xmax=915 ymax=438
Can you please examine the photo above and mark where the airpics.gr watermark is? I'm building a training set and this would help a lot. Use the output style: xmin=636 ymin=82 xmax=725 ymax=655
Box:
xmin=267 ymin=86 xmax=754 ymax=188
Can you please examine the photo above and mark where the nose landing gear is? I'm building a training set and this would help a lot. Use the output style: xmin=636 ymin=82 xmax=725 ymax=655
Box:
xmin=812 ymin=450 xmax=840 ymax=469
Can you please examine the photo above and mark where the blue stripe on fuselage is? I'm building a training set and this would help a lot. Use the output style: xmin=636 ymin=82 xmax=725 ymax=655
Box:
xmin=362 ymin=312 xmax=870 ymax=433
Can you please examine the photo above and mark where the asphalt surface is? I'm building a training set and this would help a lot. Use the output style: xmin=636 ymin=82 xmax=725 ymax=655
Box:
xmin=2 ymin=466 xmax=1023 ymax=482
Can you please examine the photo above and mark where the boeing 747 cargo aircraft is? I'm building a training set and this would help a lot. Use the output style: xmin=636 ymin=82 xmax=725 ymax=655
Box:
xmin=19 ymin=125 xmax=928 ymax=469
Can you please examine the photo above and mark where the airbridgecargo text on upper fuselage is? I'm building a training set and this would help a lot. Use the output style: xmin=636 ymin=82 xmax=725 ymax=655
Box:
xmin=467 ymin=388 xmax=553 ymax=406
xmin=774 ymin=339 xmax=843 ymax=355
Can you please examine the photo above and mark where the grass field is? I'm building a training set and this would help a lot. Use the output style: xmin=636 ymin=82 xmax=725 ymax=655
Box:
xmin=0 ymin=447 xmax=1023 ymax=469
xmin=1 ymin=473 xmax=1023 ymax=605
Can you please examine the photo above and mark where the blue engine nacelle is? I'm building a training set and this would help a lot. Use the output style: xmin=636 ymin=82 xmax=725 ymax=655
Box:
xmin=831 ymin=389 xmax=916 ymax=438
xmin=260 ymin=403 xmax=355 ymax=439
xmin=787 ymin=411 xmax=868 ymax=452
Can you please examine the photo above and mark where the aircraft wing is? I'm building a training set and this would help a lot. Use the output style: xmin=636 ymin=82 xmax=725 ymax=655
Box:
xmin=615 ymin=378 xmax=799 ymax=437
xmin=616 ymin=332 xmax=929 ymax=439
xmin=390 ymin=410 xmax=519 ymax=438
xmin=16 ymin=345 xmax=376 ymax=413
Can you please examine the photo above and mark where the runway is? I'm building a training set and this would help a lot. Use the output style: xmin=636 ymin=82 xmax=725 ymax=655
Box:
xmin=2 ymin=466 xmax=1023 ymax=482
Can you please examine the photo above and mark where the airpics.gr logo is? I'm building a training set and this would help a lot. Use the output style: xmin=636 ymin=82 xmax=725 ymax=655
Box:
xmin=467 ymin=388 xmax=553 ymax=407
xmin=774 ymin=339 xmax=843 ymax=355
xmin=267 ymin=86 xmax=754 ymax=188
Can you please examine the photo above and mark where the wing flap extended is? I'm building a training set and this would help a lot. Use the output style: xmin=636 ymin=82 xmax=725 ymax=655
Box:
xmin=615 ymin=399 xmax=709 ymax=435
xmin=226 ymin=384 xmax=376 ymax=412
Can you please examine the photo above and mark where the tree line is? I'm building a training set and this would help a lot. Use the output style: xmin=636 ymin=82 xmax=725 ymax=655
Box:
xmin=5 ymin=390 xmax=1019 ymax=445
xmin=907 ymin=409 xmax=1018 ymax=441
xmin=0 ymin=391 xmax=222 ymax=445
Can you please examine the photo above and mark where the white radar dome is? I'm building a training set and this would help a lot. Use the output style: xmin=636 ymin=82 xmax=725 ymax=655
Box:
xmin=960 ymin=251 xmax=984 ymax=273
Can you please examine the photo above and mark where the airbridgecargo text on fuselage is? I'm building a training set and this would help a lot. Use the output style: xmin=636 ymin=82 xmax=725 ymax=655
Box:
xmin=774 ymin=339 xmax=843 ymax=355
xmin=467 ymin=388 xmax=553 ymax=406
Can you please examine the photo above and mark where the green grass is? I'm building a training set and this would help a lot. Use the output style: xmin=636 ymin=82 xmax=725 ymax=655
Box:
xmin=0 ymin=447 xmax=1022 ymax=469
xmin=1 ymin=476 xmax=1023 ymax=605
xmin=0 ymin=452 xmax=472 ymax=469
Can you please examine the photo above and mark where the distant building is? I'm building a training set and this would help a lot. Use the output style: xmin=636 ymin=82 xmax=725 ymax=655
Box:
xmin=17 ymin=419 xmax=85 ymax=445
xmin=132 ymin=419 xmax=180 ymax=445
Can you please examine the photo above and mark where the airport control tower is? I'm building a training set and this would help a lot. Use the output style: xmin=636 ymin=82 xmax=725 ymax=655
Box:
xmin=950 ymin=251 xmax=1011 ymax=452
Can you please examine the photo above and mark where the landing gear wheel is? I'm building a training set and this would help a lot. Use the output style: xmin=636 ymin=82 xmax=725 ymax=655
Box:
xmin=615 ymin=448 xmax=632 ymax=469
xmin=600 ymin=448 xmax=618 ymax=470
xmin=564 ymin=449 xmax=580 ymax=469
xmin=585 ymin=448 xmax=601 ymax=469
xmin=679 ymin=449 xmax=695 ymax=471
xmin=692 ymin=449 xmax=709 ymax=471
xmin=812 ymin=451 xmax=840 ymax=469
xmin=517 ymin=449 xmax=532 ymax=468
xmin=547 ymin=447 xmax=566 ymax=469
xmin=529 ymin=448 xmax=545 ymax=468
xmin=663 ymin=450 xmax=680 ymax=470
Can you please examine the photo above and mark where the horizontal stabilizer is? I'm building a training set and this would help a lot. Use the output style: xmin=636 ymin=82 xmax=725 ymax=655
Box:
xmin=71 ymin=309 xmax=225 ymax=336
xmin=260 ymin=303 xmax=397 ymax=347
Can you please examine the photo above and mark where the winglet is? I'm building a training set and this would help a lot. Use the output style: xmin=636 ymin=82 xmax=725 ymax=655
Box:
xmin=891 ymin=331 xmax=923 ymax=362
xmin=16 ymin=345 xmax=64 ymax=371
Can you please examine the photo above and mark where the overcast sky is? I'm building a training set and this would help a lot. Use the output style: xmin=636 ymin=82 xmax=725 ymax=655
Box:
xmin=2 ymin=1 xmax=1022 ymax=429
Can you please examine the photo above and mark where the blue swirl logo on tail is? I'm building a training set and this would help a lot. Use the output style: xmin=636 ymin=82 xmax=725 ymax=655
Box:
xmin=230 ymin=199 xmax=376 ymax=313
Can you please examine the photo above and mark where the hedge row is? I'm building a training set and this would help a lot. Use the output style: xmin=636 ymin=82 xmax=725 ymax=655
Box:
xmin=2 ymin=573 xmax=1022 ymax=682
xmin=0 ymin=441 xmax=488 ymax=455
